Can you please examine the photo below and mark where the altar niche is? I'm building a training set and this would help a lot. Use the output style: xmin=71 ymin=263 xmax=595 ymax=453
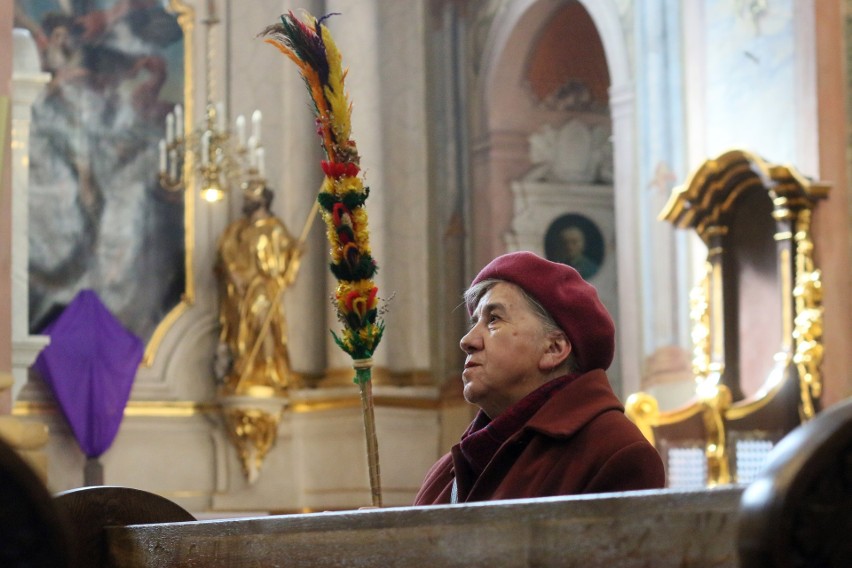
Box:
xmin=506 ymin=116 xmax=618 ymax=394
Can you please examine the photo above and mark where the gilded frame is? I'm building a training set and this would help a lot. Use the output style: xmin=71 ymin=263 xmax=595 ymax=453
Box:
xmin=143 ymin=0 xmax=196 ymax=366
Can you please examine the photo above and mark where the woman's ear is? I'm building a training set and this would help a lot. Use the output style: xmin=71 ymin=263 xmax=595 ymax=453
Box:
xmin=540 ymin=333 xmax=571 ymax=373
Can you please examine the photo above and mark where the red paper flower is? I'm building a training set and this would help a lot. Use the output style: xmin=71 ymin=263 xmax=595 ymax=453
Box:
xmin=321 ymin=160 xmax=360 ymax=179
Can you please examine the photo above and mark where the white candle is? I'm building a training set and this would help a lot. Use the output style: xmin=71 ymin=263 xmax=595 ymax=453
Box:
xmin=256 ymin=147 xmax=266 ymax=178
xmin=174 ymin=104 xmax=183 ymax=139
xmin=158 ymin=139 xmax=167 ymax=173
xmin=166 ymin=112 xmax=174 ymax=144
xmin=251 ymin=110 xmax=262 ymax=144
xmin=235 ymin=115 xmax=246 ymax=148
xmin=169 ymin=149 xmax=177 ymax=179
xmin=201 ymin=131 xmax=211 ymax=165
xmin=247 ymin=136 xmax=258 ymax=167
xmin=216 ymin=102 xmax=225 ymax=132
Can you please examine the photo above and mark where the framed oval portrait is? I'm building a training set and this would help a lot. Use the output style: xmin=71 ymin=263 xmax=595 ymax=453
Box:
xmin=544 ymin=213 xmax=604 ymax=280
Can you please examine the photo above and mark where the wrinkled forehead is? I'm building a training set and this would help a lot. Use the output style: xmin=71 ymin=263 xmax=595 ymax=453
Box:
xmin=469 ymin=281 xmax=528 ymax=316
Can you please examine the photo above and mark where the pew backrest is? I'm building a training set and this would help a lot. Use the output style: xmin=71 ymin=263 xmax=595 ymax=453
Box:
xmin=53 ymin=485 xmax=196 ymax=568
xmin=739 ymin=397 xmax=852 ymax=568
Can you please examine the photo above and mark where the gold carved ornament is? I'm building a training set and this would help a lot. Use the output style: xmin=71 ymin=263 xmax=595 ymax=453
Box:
xmin=214 ymin=190 xmax=317 ymax=483
xmin=791 ymin=209 xmax=823 ymax=421
xmin=222 ymin=404 xmax=283 ymax=484
xmin=690 ymin=262 xmax=732 ymax=486
xmin=626 ymin=256 xmax=732 ymax=486
xmin=629 ymin=150 xmax=829 ymax=488
xmin=142 ymin=0 xmax=196 ymax=367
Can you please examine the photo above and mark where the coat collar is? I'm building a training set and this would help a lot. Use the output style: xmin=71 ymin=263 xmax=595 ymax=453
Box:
xmin=524 ymin=369 xmax=624 ymax=439
xmin=450 ymin=369 xmax=625 ymax=502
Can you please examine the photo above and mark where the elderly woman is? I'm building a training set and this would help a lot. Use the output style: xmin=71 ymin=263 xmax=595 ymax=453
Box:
xmin=415 ymin=252 xmax=665 ymax=505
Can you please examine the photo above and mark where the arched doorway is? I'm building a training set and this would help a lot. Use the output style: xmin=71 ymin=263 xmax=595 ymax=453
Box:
xmin=470 ymin=0 xmax=637 ymax=394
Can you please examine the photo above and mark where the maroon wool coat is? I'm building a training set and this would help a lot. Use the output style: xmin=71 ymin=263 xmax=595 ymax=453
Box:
xmin=413 ymin=370 xmax=665 ymax=505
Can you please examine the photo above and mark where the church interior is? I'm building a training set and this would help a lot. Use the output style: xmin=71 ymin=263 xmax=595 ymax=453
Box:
xmin=2 ymin=0 xmax=852 ymax=565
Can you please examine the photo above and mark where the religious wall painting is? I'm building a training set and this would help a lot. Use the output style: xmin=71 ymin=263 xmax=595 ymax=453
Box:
xmin=544 ymin=213 xmax=604 ymax=281
xmin=16 ymin=0 xmax=190 ymax=352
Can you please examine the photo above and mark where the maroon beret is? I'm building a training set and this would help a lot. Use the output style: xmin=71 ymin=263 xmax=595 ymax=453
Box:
xmin=470 ymin=251 xmax=615 ymax=372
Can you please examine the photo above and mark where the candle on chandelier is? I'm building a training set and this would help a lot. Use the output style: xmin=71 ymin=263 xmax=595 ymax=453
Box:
xmin=158 ymin=139 xmax=167 ymax=174
xmin=247 ymin=136 xmax=258 ymax=169
xmin=174 ymin=104 xmax=184 ymax=139
xmin=169 ymin=149 xmax=177 ymax=180
xmin=166 ymin=112 xmax=174 ymax=144
xmin=256 ymin=147 xmax=266 ymax=178
xmin=201 ymin=131 xmax=211 ymax=166
xmin=251 ymin=110 xmax=262 ymax=145
xmin=216 ymin=102 xmax=226 ymax=132
xmin=235 ymin=115 xmax=246 ymax=148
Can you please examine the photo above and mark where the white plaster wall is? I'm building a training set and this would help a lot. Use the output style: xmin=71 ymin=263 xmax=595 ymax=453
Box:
xmin=683 ymin=0 xmax=816 ymax=181
xmin=323 ymin=0 xmax=432 ymax=373
xmin=21 ymin=411 xmax=217 ymax=511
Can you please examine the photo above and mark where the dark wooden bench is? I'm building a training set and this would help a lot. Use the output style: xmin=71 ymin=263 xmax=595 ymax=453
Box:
xmin=738 ymin=396 xmax=852 ymax=567
xmin=54 ymin=486 xmax=196 ymax=568
xmin=0 ymin=431 xmax=72 ymax=568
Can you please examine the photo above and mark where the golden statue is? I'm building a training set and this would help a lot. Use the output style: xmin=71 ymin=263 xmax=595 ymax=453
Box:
xmin=215 ymin=182 xmax=304 ymax=396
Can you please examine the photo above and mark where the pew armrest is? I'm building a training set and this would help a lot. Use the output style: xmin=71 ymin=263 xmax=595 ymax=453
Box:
xmin=738 ymin=398 xmax=852 ymax=567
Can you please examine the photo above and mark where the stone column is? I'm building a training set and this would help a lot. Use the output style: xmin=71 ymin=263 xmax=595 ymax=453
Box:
xmin=11 ymin=29 xmax=50 ymax=400
xmin=0 ymin=3 xmax=11 ymax=414
xmin=1 ymin=26 xmax=51 ymax=482
xmin=633 ymin=0 xmax=692 ymax=385
xmin=325 ymin=1 xmax=431 ymax=379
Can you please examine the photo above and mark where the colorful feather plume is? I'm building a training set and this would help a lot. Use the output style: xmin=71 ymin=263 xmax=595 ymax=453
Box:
xmin=262 ymin=12 xmax=385 ymax=506
xmin=260 ymin=11 xmax=383 ymax=380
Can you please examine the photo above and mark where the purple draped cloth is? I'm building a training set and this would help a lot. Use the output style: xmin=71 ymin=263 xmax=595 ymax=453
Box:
xmin=33 ymin=289 xmax=143 ymax=458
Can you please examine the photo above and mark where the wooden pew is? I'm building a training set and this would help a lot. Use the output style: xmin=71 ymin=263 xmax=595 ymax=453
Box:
xmin=6 ymin=397 xmax=849 ymax=567
xmin=102 ymin=487 xmax=744 ymax=567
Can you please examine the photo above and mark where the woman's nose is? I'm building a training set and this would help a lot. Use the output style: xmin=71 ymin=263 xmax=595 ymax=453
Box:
xmin=460 ymin=325 xmax=481 ymax=354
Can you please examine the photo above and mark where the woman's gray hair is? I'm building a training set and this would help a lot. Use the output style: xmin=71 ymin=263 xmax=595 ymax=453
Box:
xmin=464 ymin=278 xmax=579 ymax=373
